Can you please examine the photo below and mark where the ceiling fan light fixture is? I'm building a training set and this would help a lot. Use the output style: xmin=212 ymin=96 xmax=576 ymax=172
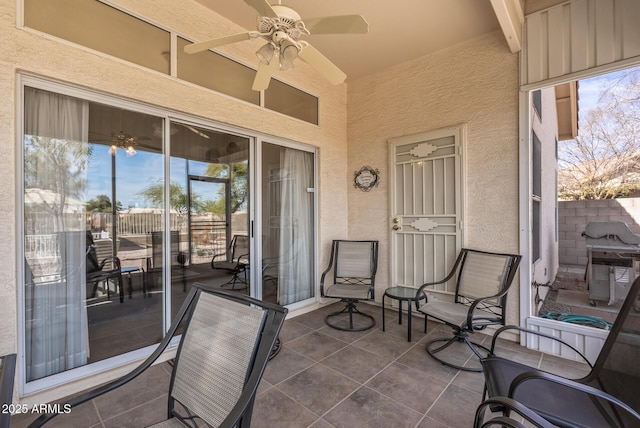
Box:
xmin=256 ymin=43 xmax=275 ymax=64
xmin=110 ymin=131 xmax=138 ymax=156
xmin=279 ymin=39 xmax=299 ymax=70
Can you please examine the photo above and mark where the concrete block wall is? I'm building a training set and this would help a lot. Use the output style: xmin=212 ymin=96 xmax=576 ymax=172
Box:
xmin=558 ymin=198 xmax=640 ymax=266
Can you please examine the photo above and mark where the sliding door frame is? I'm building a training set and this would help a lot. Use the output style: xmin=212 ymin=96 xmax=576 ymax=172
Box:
xmin=17 ymin=73 xmax=319 ymax=395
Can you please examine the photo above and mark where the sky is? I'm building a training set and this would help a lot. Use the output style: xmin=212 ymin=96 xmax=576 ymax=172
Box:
xmin=86 ymin=148 xmax=169 ymax=209
xmin=576 ymin=65 xmax=639 ymax=123
xmin=556 ymin=65 xmax=639 ymax=170
xmin=86 ymin=148 xmax=220 ymax=209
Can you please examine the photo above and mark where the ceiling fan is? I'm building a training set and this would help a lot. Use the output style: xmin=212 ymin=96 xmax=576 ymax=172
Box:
xmin=184 ymin=0 xmax=369 ymax=91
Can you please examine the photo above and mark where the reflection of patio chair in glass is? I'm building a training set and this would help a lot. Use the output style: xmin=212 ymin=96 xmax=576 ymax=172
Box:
xmin=146 ymin=231 xmax=180 ymax=296
xmin=211 ymin=235 xmax=249 ymax=289
xmin=86 ymin=232 xmax=123 ymax=303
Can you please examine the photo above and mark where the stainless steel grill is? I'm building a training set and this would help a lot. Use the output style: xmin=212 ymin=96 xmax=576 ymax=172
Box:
xmin=583 ymin=221 xmax=640 ymax=306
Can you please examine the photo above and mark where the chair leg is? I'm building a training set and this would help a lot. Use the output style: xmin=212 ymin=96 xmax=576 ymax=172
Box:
xmin=91 ymin=280 xmax=99 ymax=298
xmin=325 ymin=300 xmax=375 ymax=332
xmin=426 ymin=330 xmax=490 ymax=372
xmin=221 ymin=270 xmax=248 ymax=290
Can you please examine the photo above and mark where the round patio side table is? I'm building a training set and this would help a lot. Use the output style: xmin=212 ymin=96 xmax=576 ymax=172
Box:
xmin=382 ymin=286 xmax=426 ymax=342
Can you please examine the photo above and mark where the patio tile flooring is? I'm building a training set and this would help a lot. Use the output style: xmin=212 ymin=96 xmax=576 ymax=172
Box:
xmin=12 ymin=302 xmax=590 ymax=428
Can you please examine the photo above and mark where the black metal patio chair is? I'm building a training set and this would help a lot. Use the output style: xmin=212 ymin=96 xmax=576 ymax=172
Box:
xmin=474 ymin=397 xmax=554 ymax=428
xmin=0 ymin=353 xmax=16 ymax=428
xmin=211 ymin=234 xmax=249 ymax=289
xmin=479 ymin=275 xmax=640 ymax=427
xmin=415 ymin=248 xmax=521 ymax=371
xmin=29 ymin=283 xmax=287 ymax=428
xmin=320 ymin=240 xmax=379 ymax=331
xmin=86 ymin=231 xmax=124 ymax=303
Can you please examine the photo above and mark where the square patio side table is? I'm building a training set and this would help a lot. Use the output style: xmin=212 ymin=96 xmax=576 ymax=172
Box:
xmin=382 ymin=286 xmax=426 ymax=342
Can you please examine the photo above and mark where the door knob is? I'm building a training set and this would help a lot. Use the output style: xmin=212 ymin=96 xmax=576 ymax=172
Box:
xmin=392 ymin=224 xmax=401 ymax=231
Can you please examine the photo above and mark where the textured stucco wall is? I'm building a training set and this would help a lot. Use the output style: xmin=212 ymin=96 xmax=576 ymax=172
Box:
xmin=347 ymin=31 xmax=521 ymax=322
xmin=0 ymin=0 xmax=348 ymax=403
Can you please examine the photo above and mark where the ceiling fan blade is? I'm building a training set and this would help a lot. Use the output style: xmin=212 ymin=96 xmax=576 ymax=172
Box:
xmin=252 ymin=60 xmax=278 ymax=91
xmin=304 ymin=15 xmax=369 ymax=35
xmin=184 ymin=32 xmax=253 ymax=54
xmin=178 ymin=124 xmax=210 ymax=139
xmin=298 ymin=44 xmax=347 ymax=85
xmin=243 ymin=0 xmax=278 ymax=18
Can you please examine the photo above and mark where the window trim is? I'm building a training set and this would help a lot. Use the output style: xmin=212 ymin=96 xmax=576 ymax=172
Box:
xmin=20 ymin=0 xmax=321 ymax=125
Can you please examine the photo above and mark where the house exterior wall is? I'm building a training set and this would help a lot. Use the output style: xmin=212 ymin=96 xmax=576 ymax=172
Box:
xmin=347 ymin=31 xmax=522 ymax=324
xmin=522 ymin=0 xmax=640 ymax=87
xmin=530 ymin=87 xmax=560 ymax=306
xmin=0 ymin=0 xmax=348 ymax=403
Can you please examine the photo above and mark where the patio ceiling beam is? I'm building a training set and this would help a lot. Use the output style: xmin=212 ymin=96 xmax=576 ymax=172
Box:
xmin=490 ymin=0 xmax=525 ymax=53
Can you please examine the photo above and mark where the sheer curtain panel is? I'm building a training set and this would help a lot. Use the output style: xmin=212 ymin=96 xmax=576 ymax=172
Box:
xmin=278 ymin=148 xmax=314 ymax=305
xmin=24 ymin=87 xmax=89 ymax=381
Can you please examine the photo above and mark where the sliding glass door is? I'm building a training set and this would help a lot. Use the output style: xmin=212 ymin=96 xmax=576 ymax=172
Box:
xmin=23 ymin=87 xmax=166 ymax=382
xmin=168 ymin=122 xmax=250 ymax=316
xmin=21 ymin=79 xmax=315 ymax=392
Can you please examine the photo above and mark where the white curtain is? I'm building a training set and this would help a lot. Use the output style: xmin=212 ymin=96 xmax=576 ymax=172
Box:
xmin=24 ymin=87 xmax=89 ymax=381
xmin=278 ymin=148 xmax=314 ymax=305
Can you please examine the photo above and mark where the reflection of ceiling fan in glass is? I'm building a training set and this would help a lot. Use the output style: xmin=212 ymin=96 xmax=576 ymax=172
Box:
xmin=109 ymin=131 xmax=140 ymax=156
xmin=152 ymin=122 xmax=211 ymax=139
xmin=184 ymin=0 xmax=369 ymax=91
xmin=89 ymin=131 xmax=154 ymax=156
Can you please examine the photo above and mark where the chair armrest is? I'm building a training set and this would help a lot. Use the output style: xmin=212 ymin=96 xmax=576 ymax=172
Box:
xmin=475 ymin=396 xmax=554 ymax=428
xmin=211 ymin=251 xmax=229 ymax=269
xmin=99 ymin=256 xmax=121 ymax=270
xmin=413 ymin=277 xmax=455 ymax=310
xmin=27 ymin=286 xmax=200 ymax=428
xmin=416 ymin=267 xmax=459 ymax=296
xmin=415 ymin=278 xmax=454 ymax=308
xmin=320 ymin=259 xmax=334 ymax=296
xmin=509 ymin=371 xmax=640 ymax=425
xmin=488 ymin=325 xmax=593 ymax=368
xmin=464 ymin=288 xmax=513 ymax=331
xmin=416 ymin=251 xmax=466 ymax=298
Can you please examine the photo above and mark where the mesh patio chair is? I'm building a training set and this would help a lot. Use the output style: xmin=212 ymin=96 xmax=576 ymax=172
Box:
xmin=211 ymin=235 xmax=249 ymax=289
xmin=479 ymin=275 xmax=640 ymax=428
xmin=320 ymin=240 xmax=378 ymax=331
xmin=146 ymin=230 xmax=180 ymax=295
xmin=415 ymin=248 xmax=521 ymax=371
xmin=0 ymin=354 xmax=16 ymax=428
xmin=86 ymin=232 xmax=124 ymax=303
xmin=29 ymin=283 xmax=287 ymax=428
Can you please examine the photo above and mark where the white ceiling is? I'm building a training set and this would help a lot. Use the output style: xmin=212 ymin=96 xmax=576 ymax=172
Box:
xmin=195 ymin=0 xmax=503 ymax=81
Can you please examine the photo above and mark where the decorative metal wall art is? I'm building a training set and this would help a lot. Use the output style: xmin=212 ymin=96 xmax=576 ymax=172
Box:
xmin=353 ymin=165 xmax=380 ymax=192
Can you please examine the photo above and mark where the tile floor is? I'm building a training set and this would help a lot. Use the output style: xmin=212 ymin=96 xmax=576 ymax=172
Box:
xmin=12 ymin=302 xmax=590 ymax=428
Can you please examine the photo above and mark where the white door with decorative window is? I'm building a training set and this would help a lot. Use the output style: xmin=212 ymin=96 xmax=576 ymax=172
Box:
xmin=389 ymin=126 xmax=465 ymax=294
